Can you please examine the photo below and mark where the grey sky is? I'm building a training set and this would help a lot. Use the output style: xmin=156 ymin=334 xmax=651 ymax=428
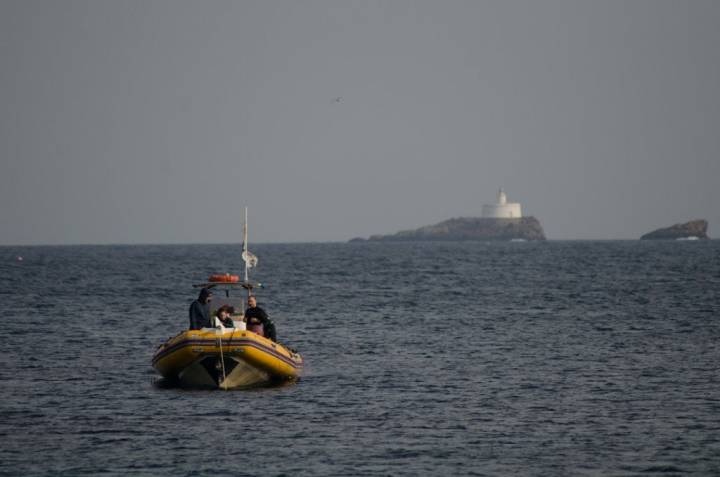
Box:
xmin=1 ymin=0 xmax=718 ymax=244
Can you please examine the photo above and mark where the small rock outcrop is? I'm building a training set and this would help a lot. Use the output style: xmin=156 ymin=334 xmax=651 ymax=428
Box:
xmin=351 ymin=216 xmax=546 ymax=242
xmin=640 ymin=220 xmax=709 ymax=240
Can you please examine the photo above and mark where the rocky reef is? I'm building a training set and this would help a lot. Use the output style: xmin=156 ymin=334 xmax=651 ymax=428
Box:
xmin=350 ymin=216 xmax=546 ymax=242
xmin=640 ymin=220 xmax=709 ymax=240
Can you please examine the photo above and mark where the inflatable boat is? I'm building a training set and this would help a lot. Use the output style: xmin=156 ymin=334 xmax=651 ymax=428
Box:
xmin=152 ymin=207 xmax=303 ymax=389
xmin=152 ymin=324 xmax=303 ymax=389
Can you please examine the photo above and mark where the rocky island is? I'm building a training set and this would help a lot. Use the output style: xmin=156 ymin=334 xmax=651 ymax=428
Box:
xmin=350 ymin=188 xmax=546 ymax=242
xmin=350 ymin=216 xmax=546 ymax=242
xmin=640 ymin=220 xmax=709 ymax=240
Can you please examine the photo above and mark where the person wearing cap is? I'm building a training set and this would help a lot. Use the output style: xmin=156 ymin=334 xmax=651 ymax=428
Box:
xmin=189 ymin=288 xmax=213 ymax=330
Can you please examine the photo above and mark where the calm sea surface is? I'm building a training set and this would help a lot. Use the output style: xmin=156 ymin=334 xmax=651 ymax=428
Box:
xmin=1 ymin=241 xmax=719 ymax=476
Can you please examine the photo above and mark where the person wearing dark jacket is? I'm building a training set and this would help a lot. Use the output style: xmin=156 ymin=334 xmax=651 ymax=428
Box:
xmin=215 ymin=305 xmax=235 ymax=328
xmin=244 ymin=295 xmax=277 ymax=342
xmin=189 ymin=288 xmax=213 ymax=330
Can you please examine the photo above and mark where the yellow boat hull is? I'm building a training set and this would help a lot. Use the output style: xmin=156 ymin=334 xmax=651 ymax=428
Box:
xmin=152 ymin=328 xmax=303 ymax=389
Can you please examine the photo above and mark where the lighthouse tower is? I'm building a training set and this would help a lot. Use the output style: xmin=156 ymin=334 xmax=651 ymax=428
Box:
xmin=482 ymin=188 xmax=522 ymax=218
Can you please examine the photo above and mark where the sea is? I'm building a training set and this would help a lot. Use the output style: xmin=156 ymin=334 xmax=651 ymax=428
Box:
xmin=1 ymin=240 xmax=718 ymax=476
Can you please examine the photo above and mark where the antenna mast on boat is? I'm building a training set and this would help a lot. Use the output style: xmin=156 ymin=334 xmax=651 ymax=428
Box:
xmin=243 ymin=206 xmax=249 ymax=284
xmin=242 ymin=207 xmax=252 ymax=298
xmin=241 ymin=207 xmax=258 ymax=299
xmin=242 ymin=207 xmax=257 ymax=297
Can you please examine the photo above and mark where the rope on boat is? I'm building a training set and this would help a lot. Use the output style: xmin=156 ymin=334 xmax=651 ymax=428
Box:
xmin=217 ymin=327 xmax=228 ymax=390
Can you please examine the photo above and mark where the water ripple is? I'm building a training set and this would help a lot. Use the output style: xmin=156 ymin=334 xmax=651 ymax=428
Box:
xmin=0 ymin=241 xmax=719 ymax=475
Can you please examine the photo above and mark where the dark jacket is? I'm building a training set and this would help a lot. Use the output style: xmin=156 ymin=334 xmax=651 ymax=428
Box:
xmin=245 ymin=306 xmax=277 ymax=342
xmin=189 ymin=300 xmax=211 ymax=330
xmin=217 ymin=316 xmax=234 ymax=328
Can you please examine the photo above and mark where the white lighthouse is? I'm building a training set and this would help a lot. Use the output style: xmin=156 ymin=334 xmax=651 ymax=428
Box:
xmin=482 ymin=188 xmax=522 ymax=218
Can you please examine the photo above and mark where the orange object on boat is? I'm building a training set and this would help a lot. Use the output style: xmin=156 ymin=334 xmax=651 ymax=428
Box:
xmin=208 ymin=273 xmax=240 ymax=283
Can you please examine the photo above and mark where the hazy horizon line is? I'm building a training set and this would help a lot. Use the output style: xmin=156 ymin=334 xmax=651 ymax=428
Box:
xmin=2 ymin=237 xmax=715 ymax=248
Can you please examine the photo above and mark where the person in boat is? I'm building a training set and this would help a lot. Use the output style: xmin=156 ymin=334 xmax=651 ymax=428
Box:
xmin=215 ymin=305 xmax=235 ymax=328
xmin=188 ymin=288 xmax=213 ymax=330
xmin=245 ymin=295 xmax=277 ymax=342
